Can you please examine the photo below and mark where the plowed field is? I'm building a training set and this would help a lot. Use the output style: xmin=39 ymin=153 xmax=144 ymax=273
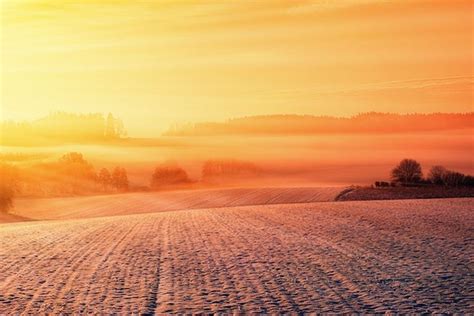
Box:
xmin=12 ymin=187 xmax=342 ymax=221
xmin=1 ymin=198 xmax=472 ymax=313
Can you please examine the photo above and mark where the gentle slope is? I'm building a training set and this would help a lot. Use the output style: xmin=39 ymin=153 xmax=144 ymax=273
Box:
xmin=1 ymin=198 xmax=473 ymax=313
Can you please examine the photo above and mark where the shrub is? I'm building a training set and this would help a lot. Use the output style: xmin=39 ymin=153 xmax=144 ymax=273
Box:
xmin=151 ymin=164 xmax=190 ymax=188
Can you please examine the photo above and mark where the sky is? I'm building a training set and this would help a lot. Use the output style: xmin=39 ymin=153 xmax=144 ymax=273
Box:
xmin=1 ymin=0 xmax=473 ymax=136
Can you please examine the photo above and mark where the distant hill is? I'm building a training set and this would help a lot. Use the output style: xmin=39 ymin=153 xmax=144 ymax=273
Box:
xmin=164 ymin=112 xmax=474 ymax=136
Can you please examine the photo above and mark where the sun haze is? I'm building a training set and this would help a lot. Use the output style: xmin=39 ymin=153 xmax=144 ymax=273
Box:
xmin=1 ymin=2 xmax=474 ymax=314
xmin=1 ymin=0 xmax=472 ymax=135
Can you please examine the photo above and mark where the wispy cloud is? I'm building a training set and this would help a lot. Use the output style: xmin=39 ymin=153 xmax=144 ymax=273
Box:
xmin=285 ymin=0 xmax=384 ymax=14
xmin=256 ymin=76 xmax=474 ymax=99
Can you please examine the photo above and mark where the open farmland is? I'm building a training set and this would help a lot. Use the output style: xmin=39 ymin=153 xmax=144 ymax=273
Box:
xmin=0 ymin=213 xmax=28 ymax=224
xmin=338 ymin=186 xmax=474 ymax=201
xmin=1 ymin=198 xmax=473 ymax=313
xmin=11 ymin=187 xmax=342 ymax=221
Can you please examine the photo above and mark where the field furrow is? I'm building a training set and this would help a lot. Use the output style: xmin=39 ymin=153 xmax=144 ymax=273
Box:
xmin=0 ymin=198 xmax=472 ymax=313
xmin=11 ymin=187 xmax=342 ymax=221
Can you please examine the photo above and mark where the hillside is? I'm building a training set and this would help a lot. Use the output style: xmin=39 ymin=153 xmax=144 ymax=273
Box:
xmin=337 ymin=187 xmax=474 ymax=201
xmin=1 ymin=198 xmax=472 ymax=313
xmin=10 ymin=187 xmax=343 ymax=222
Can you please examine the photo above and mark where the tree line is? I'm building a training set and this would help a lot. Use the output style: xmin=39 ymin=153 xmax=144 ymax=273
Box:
xmin=0 ymin=155 xmax=262 ymax=213
xmin=51 ymin=152 xmax=129 ymax=193
xmin=1 ymin=112 xmax=126 ymax=146
xmin=2 ymin=155 xmax=472 ymax=214
xmin=375 ymin=158 xmax=474 ymax=187
xmin=164 ymin=112 xmax=474 ymax=136
xmin=149 ymin=160 xmax=261 ymax=189
xmin=0 ymin=152 xmax=130 ymax=213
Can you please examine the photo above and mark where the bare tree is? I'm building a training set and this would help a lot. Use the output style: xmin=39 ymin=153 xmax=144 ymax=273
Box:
xmin=443 ymin=171 xmax=465 ymax=187
xmin=428 ymin=166 xmax=448 ymax=185
xmin=391 ymin=159 xmax=423 ymax=186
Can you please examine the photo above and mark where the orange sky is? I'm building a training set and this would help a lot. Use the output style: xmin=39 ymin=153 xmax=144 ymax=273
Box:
xmin=1 ymin=0 xmax=473 ymax=135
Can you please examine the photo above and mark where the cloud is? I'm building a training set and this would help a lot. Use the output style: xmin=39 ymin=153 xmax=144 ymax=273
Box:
xmin=337 ymin=76 xmax=474 ymax=94
xmin=256 ymin=76 xmax=474 ymax=99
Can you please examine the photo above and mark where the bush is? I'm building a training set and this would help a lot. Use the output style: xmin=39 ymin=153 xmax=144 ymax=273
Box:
xmin=374 ymin=181 xmax=390 ymax=188
xmin=151 ymin=164 xmax=190 ymax=188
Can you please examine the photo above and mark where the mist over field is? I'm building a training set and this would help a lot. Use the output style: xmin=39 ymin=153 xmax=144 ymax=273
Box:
xmin=1 ymin=112 xmax=472 ymax=194
xmin=2 ymin=129 xmax=473 ymax=192
xmin=1 ymin=0 xmax=473 ymax=313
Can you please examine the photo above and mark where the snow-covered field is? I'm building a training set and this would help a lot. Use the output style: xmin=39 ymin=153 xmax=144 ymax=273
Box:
xmin=1 ymin=197 xmax=472 ymax=313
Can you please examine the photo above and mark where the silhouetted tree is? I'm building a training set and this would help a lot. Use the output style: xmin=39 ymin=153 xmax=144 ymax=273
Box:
xmin=463 ymin=175 xmax=474 ymax=186
xmin=428 ymin=165 xmax=448 ymax=185
xmin=98 ymin=168 xmax=112 ymax=191
xmin=112 ymin=167 xmax=129 ymax=192
xmin=391 ymin=159 xmax=423 ymax=186
xmin=151 ymin=164 xmax=190 ymax=188
xmin=443 ymin=171 xmax=465 ymax=187
xmin=428 ymin=165 xmax=474 ymax=187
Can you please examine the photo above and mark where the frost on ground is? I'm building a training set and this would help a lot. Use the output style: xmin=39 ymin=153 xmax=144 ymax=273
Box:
xmin=1 ymin=198 xmax=473 ymax=313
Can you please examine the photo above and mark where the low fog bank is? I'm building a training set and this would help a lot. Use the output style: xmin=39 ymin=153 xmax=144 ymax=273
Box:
xmin=1 ymin=129 xmax=472 ymax=200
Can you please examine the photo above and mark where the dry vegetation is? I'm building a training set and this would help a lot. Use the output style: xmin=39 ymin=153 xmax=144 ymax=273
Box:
xmin=1 ymin=198 xmax=472 ymax=313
